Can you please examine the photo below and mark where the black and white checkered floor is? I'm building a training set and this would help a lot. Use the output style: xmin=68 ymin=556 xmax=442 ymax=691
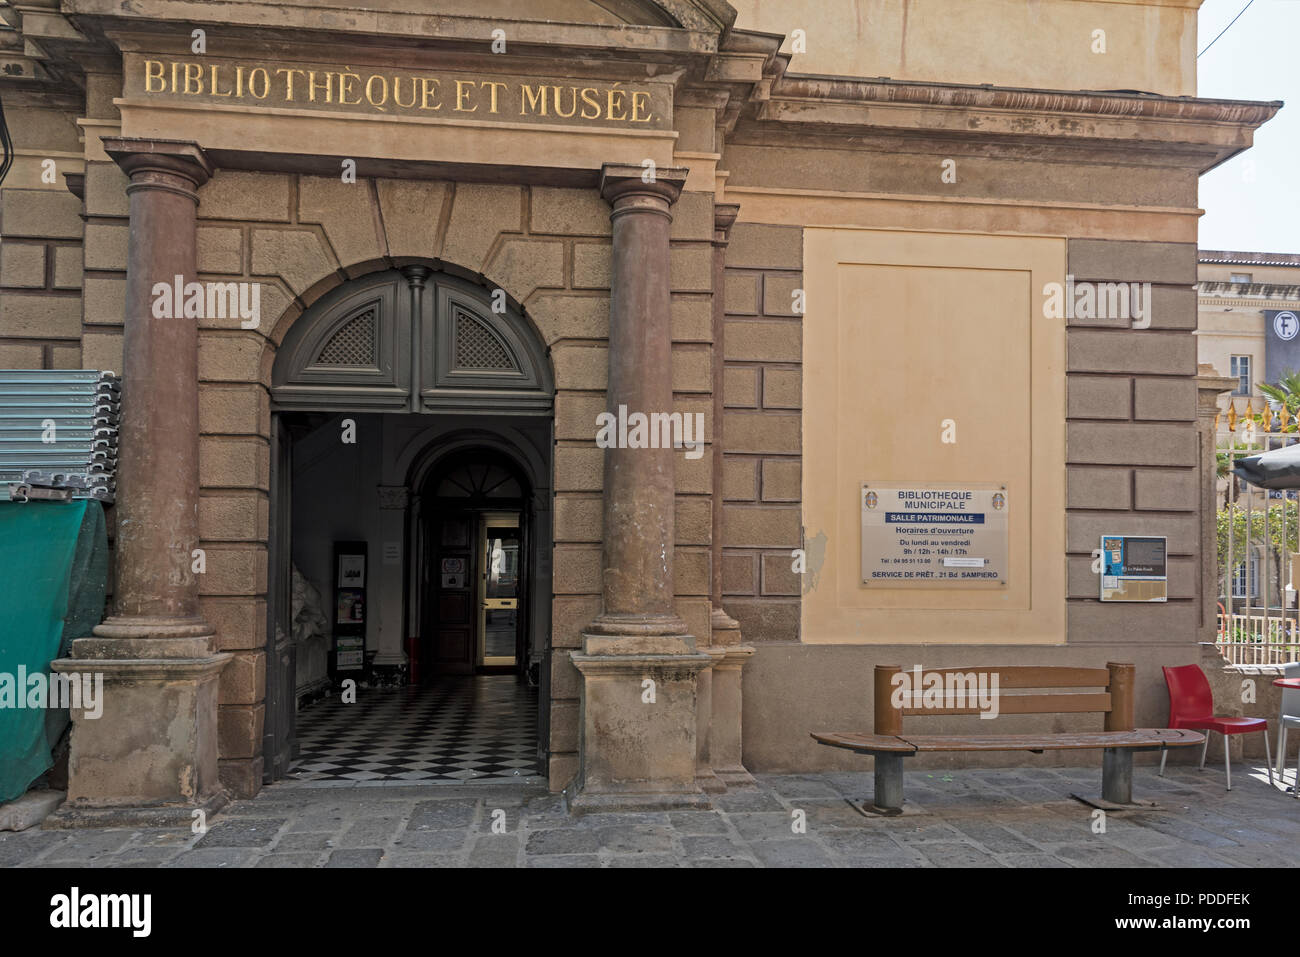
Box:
xmin=286 ymin=676 xmax=542 ymax=787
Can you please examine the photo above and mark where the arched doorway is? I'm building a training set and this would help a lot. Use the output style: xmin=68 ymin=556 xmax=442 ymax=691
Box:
xmin=264 ymin=265 xmax=554 ymax=785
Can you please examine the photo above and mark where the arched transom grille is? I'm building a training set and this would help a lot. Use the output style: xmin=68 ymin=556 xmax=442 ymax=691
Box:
xmin=316 ymin=310 xmax=376 ymax=366
xmin=454 ymin=312 xmax=516 ymax=372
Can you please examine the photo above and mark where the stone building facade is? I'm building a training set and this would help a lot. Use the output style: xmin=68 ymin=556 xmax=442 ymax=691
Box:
xmin=0 ymin=0 xmax=1280 ymax=818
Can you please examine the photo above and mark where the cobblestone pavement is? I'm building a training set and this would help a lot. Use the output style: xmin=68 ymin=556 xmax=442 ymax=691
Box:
xmin=2 ymin=764 xmax=1297 ymax=868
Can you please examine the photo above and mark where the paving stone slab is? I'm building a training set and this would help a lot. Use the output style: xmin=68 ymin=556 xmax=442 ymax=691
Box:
xmin=679 ymin=834 xmax=749 ymax=859
xmin=525 ymin=853 xmax=602 ymax=868
xmin=594 ymin=826 xmax=675 ymax=855
xmin=407 ymin=799 xmax=479 ymax=830
xmin=382 ymin=852 xmax=464 ymax=868
xmin=392 ymin=827 xmax=469 ymax=853
xmin=256 ymin=853 xmax=323 ymax=868
xmin=525 ymin=828 xmax=606 ymax=855
xmin=195 ymin=819 xmax=287 ymax=848
xmin=916 ymin=842 xmax=1005 ymax=868
xmin=690 ymin=857 xmax=757 ymax=867
xmin=667 ymin=810 xmax=729 ymax=834
xmin=164 ymin=848 xmax=261 ymax=868
xmin=711 ymin=788 xmax=787 ymax=812
xmin=467 ymin=834 xmax=519 ymax=867
xmin=325 ymin=848 xmax=386 ymax=868
xmin=747 ymin=838 xmax=836 ymax=868
xmin=605 ymin=853 xmax=683 ymax=867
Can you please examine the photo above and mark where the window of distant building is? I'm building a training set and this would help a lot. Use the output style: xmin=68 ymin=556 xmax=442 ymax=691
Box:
xmin=1232 ymin=556 xmax=1259 ymax=599
xmin=1230 ymin=355 xmax=1251 ymax=396
xmin=1230 ymin=272 xmax=1253 ymax=283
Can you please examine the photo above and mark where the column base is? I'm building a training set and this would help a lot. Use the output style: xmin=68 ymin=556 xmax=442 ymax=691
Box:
xmin=711 ymin=644 xmax=755 ymax=785
xmin=51 ymin=629 xmax=231 ymax=827
xmin=571 ymin=648 xmax=712 ymax=807
xmin=696 ymin=770 xmax=729 ymax=794
xmin=567 ymin=790 xmax=713 ymax=815
xmin=713 ymin=767 xmax=757 ymax=788
xmin=44 ymin=789 xmax=229 ymax=829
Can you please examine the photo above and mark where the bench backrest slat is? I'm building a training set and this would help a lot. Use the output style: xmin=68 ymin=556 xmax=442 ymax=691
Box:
xmin=917 ymin=666 xmax=1111 ymax=689
xmin=899 ymin=691 xmax=1112 ymax=717
xmin=874 ymin=662 xmax=1136 ymax=735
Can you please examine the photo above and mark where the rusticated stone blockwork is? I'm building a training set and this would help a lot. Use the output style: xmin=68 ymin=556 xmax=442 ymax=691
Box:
xmin=721 ymin=223 xmax=803 ymax=642
xmin=1065 ymin=239 xmax=1201 ymax=641
xmin=0 ymin=98 xmax=85 ymax=370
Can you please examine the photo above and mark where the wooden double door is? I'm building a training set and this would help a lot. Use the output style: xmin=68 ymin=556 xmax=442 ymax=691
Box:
xmin=424 ymin=508 xmax=524 ymax=676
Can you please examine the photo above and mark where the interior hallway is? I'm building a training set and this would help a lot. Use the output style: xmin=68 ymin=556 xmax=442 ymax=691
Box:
xmin=285 ymin=676 xmax=542 ymax=787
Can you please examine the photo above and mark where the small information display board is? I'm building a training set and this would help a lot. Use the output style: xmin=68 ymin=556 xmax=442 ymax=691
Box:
xmin=860 ymin=482 xmax=1009 ymax=586
xmin=1099 ymin=535 xmax=1167 ymax=602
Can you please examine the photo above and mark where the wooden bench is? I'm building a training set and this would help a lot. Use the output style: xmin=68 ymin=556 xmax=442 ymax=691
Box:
xmin=811 ymin=662 xmax=1205 ymax=813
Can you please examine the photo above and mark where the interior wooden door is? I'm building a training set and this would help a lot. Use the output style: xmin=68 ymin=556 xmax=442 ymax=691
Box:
xmin=427 ymin=509 xmax=475 ymax=675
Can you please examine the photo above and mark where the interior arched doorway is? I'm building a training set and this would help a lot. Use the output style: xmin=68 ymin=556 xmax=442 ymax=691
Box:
xmin=264 ymin=264 xmax=554 ymax=785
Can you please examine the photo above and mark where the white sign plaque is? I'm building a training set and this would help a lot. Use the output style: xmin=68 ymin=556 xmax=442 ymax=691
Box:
xmin=861 ymin=483 xmax=1009 ymax=586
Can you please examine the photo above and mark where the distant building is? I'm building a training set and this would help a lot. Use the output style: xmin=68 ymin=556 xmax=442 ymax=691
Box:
xmin=1197 ymin=251 xmax=1300 ymax=414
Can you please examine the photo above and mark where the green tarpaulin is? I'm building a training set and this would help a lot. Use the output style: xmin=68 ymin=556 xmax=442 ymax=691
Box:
xmin=0 ymin=500 xmax=107 ymax=803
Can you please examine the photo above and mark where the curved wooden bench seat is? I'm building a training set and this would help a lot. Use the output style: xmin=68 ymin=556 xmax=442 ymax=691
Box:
xmin=812 ymin=728 xmax=1205 ymax=754
xmin=810 ymin=663 xmax=1204 ymax=813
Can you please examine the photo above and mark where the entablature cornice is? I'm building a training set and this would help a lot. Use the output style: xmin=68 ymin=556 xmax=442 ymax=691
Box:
xmin=737 ymin=76 xmax=1280 ymax=174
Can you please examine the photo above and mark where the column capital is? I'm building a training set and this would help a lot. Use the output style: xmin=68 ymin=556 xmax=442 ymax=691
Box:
xmin=713 ymin=202 xmax=740 ymax=244
xmin=599 ymin=163 xmax=688 ymax=211
xmin=102 ymin=137 xmax=213 ymax=195
xmin=1196 ymin=363 xmax=1237 ymax=421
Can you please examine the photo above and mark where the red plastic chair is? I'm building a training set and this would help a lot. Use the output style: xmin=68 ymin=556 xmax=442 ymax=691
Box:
xmin=1159 ymin=664 xmax=1273 ymax=790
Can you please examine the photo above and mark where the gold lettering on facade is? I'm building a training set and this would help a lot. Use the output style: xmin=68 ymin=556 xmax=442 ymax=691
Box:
xmin=454 ymin=79 xmax=475 ymax=112
xmin=307 ymin=70 xmax=332 ymax=103
xmin=393 ymin=76 xmax=418 ymax=109
xmin=606 ymin=88 xmax=626 ymax=121
xmin=144 ymin=59 xmax=165 ymax=93
xmin=520 ymin=84 xmax=547 ymax=116
xmin=248 ymin=68 xmax=270 ymax=99
xmin=420 ymin=77 xmax=441 ymax=110
xmin=210 ymin=64 xmax=233 ymax=97
xmin=364 ymin=74 xmax=388 ymax=109
xmin=338 ymin=71 xmax=362 ymax=106
xmin=131 ymin=57 xmax=661 ymax=127
xmin=631 ymin=90 xmax=651 ymax=123
xmin=479 ymin=80 xmax=506 ymax=114
xmin=552 ymin=85 xmax=578 ymax=118
xmin=276 ymin=68 xmax=305 ymax=101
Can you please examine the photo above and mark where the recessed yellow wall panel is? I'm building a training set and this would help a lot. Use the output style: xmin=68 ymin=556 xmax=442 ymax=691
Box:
xmin=802 ymin=227 xmax=1066 ymax=643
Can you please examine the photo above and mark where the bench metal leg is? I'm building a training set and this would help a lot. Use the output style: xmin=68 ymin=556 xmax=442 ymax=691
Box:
xmin=1102 ymin=748 xmax=1133 ymax=805
xmin=1158 ymin=747 xmax=1167 ymax=777
xmin=873 ymin=753 xmax=905 ymax=813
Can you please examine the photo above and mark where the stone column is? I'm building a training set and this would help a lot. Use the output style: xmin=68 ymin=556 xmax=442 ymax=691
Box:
xmin=50 ymin=138 xmax=231 ymax=827
xmin=570 ymin=164 xmax=711 ymax=811
xmin=1196 ymin=364 xmax=1236 ymax=645
xmin=707 ymin=202 xmax=755 ymax=786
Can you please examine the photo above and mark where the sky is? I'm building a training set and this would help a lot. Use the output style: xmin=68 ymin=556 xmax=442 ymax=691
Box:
xmin=1196 ymin=0 xmax=1300 ymax=255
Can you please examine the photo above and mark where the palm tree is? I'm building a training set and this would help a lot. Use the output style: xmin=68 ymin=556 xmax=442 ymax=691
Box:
xmin=1257 ymin=370 xmax=1300 ymax=426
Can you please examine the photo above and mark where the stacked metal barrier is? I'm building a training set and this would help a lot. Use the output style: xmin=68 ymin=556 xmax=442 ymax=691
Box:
xmin=0 ymin=370 xmax=120 ymax=503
